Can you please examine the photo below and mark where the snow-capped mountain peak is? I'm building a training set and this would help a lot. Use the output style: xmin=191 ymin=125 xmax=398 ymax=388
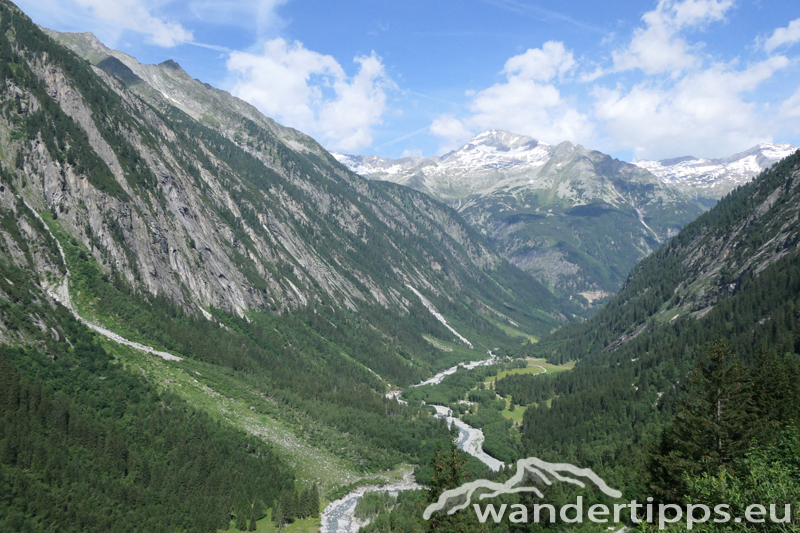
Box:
xmin=439 ymin=130 xmax=551 ymax=172
xmin=633 ymin=143 xmax=797 ymax=201
xmin=334 ymin=129 xmax=704 ymax=302
xmin=333 ymin=130 xmax=555 ymax=199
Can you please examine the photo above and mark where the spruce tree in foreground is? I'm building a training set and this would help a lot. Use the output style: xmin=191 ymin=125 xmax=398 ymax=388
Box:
xmin=310 ymin=483 xmax=320 ymax=518
xmin=235 ymin=511 xmax=247 ymax=531
xmin=425 ymin=439 xmax=467 ymax=532
xmin=272 ymin=502 xmax=284 ymax=530
xmin=650 ymin=339 xmax=758 ymax=501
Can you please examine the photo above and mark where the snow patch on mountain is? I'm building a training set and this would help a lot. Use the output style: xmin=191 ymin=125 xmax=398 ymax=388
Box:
xmin=634 ymin=143 xmax=797 ymax=200
xmin=406 ymin=284 xmax=473 ymax=349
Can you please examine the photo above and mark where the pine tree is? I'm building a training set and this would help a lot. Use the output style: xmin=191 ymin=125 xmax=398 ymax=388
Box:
xmin=248 ymin=513 xmax=257 ymax=532
xmin=426 ymin=441 xmax=447 ymax=503
xmin=272 ymin=502 xmax=284 ymax=530
xmin=297 ymin=489 xmax=308 ymax=519
xmin=426 ymin=439 xmax=468 ymax=532
xmin=280 ymin=491 xmax=298 ymax=523
xmin=445 ymin=441 xmax=466 ymax=490
xmin=309 ymin=483 xmax=320 ymax=518
xmin=752 ymin=347 xmax=798 ymax=425
xmin=650 ymin=339 xmax=759 ymax=501
xmin=235 ymin=510 xmax=247 ymax=531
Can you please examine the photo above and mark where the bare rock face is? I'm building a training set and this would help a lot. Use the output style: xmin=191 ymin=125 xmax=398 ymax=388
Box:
xmin=21 ymin=58 xmax=263 ymax=315
xmin=0 ymin=21 xmax=565 ymax=337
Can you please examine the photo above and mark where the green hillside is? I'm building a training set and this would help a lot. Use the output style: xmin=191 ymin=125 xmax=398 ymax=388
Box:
xmin=515 ymin=150 xmax=800 ymax=483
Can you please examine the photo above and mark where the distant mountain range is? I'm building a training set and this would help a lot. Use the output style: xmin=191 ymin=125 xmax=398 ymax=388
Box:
xmin=337 ymin=133 xmax=797 ymax=303
xmin=335 ymin=131 xmax=705 ymax=303
xmin=633 ymin=143 xmax=797 ymax=206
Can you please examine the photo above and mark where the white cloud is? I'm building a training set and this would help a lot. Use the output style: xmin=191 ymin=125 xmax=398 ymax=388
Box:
xmin=502 ymin=41 xmax=576 ymax=81
xmin=318 ymin=53 xmax=390 ymax=151
xmin=72 ymin=0 xmax=192 ymax=47
xmin=666 ymin=0 xmax=733 ymax=27
xmin=401 ymin=148 xmax=423 ymax=158
xmin=780 ymin=86 xmax=800 ymax=119
xmin=467 ymin=76 xmax=593 ymax=145
xmin=189 ymin=0 xmax=289 ymax=39
xmin=595 ymin=56 xmax=789 ymax=160
xmin=429 ymin=115 xmax=473 ymax=153
xmin=429 ymin=42 xmax=593 ymax=150
xmin=589 ymin=0 xmax=793 ymax=160
xmin=580 ymin=67 xmax=606 ymax=83
xmin=764 ymin=18 xmax=800 ymax=53
xmin=612 ymin=0 xmax=734 ymax=75
xmin=228 ymin=38 xmax=392 ymax=151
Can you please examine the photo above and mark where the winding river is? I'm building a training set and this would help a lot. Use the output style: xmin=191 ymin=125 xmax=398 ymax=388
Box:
xmin=319 ymin=471 xmax=421 ymax=533
xmin=320 ymin=352 xmax=504 ymax=533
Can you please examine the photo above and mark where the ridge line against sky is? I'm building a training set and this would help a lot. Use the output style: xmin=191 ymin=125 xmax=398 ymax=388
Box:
xmin=15 ymin=0 xmax=800 ymax=162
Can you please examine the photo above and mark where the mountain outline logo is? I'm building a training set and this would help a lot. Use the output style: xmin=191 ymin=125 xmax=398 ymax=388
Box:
xmin=423 ymin=456 xmax=623 ymax=520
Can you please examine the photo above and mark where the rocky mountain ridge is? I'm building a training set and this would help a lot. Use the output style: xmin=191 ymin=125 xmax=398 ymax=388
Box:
xmin=633 ymin=142 xmax=797 ymax=204
xmin=337 ymin=130 xmax=705 ymax=301
xmin=42 ymin=29 xmax=323 ymax=158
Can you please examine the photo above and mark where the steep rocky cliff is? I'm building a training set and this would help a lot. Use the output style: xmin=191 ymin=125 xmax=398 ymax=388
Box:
xmin=0 ymin=3 xmax=572 ymax=387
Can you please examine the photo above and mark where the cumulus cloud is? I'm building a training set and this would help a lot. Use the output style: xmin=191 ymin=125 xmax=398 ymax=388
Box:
xmin=780 ymin=86 xmax=800 ymax=119
xmin=467 ymin=76 xmax=592 ymax=144
xmin=401 ymin=148 xmax=423 ymax=158
xmin=585 ymin=0 xmax=793 ymax=160
xmin=318 ymin=54 xmax=390 ymax=151
xmin=429 ymin=41 xmax=593 ymax=151
xmin=502 ymin=41 xmax=576 ymax=81
xmin=764 ymin=18 xmax=800 ymax=53
xmin=595 ymin=56 xmax=789 ymax=160
xmin=429 ymin=115 xmax=473 ymax=152
xmin=72 ymin=0 xmax=192 ymax=47
xmin=612 ymin=0 xmax=734 ymax=75
xmin=228 ymin=38 xmax=392 ymax=152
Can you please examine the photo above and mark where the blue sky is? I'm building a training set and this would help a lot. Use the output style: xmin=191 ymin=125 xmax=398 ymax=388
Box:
xmin=14 ymin=0 xmax=800 ymax=161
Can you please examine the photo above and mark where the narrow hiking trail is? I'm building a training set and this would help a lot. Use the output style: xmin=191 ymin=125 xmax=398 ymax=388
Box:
xmin=26 ymin=199 xmax=182 ymax=362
